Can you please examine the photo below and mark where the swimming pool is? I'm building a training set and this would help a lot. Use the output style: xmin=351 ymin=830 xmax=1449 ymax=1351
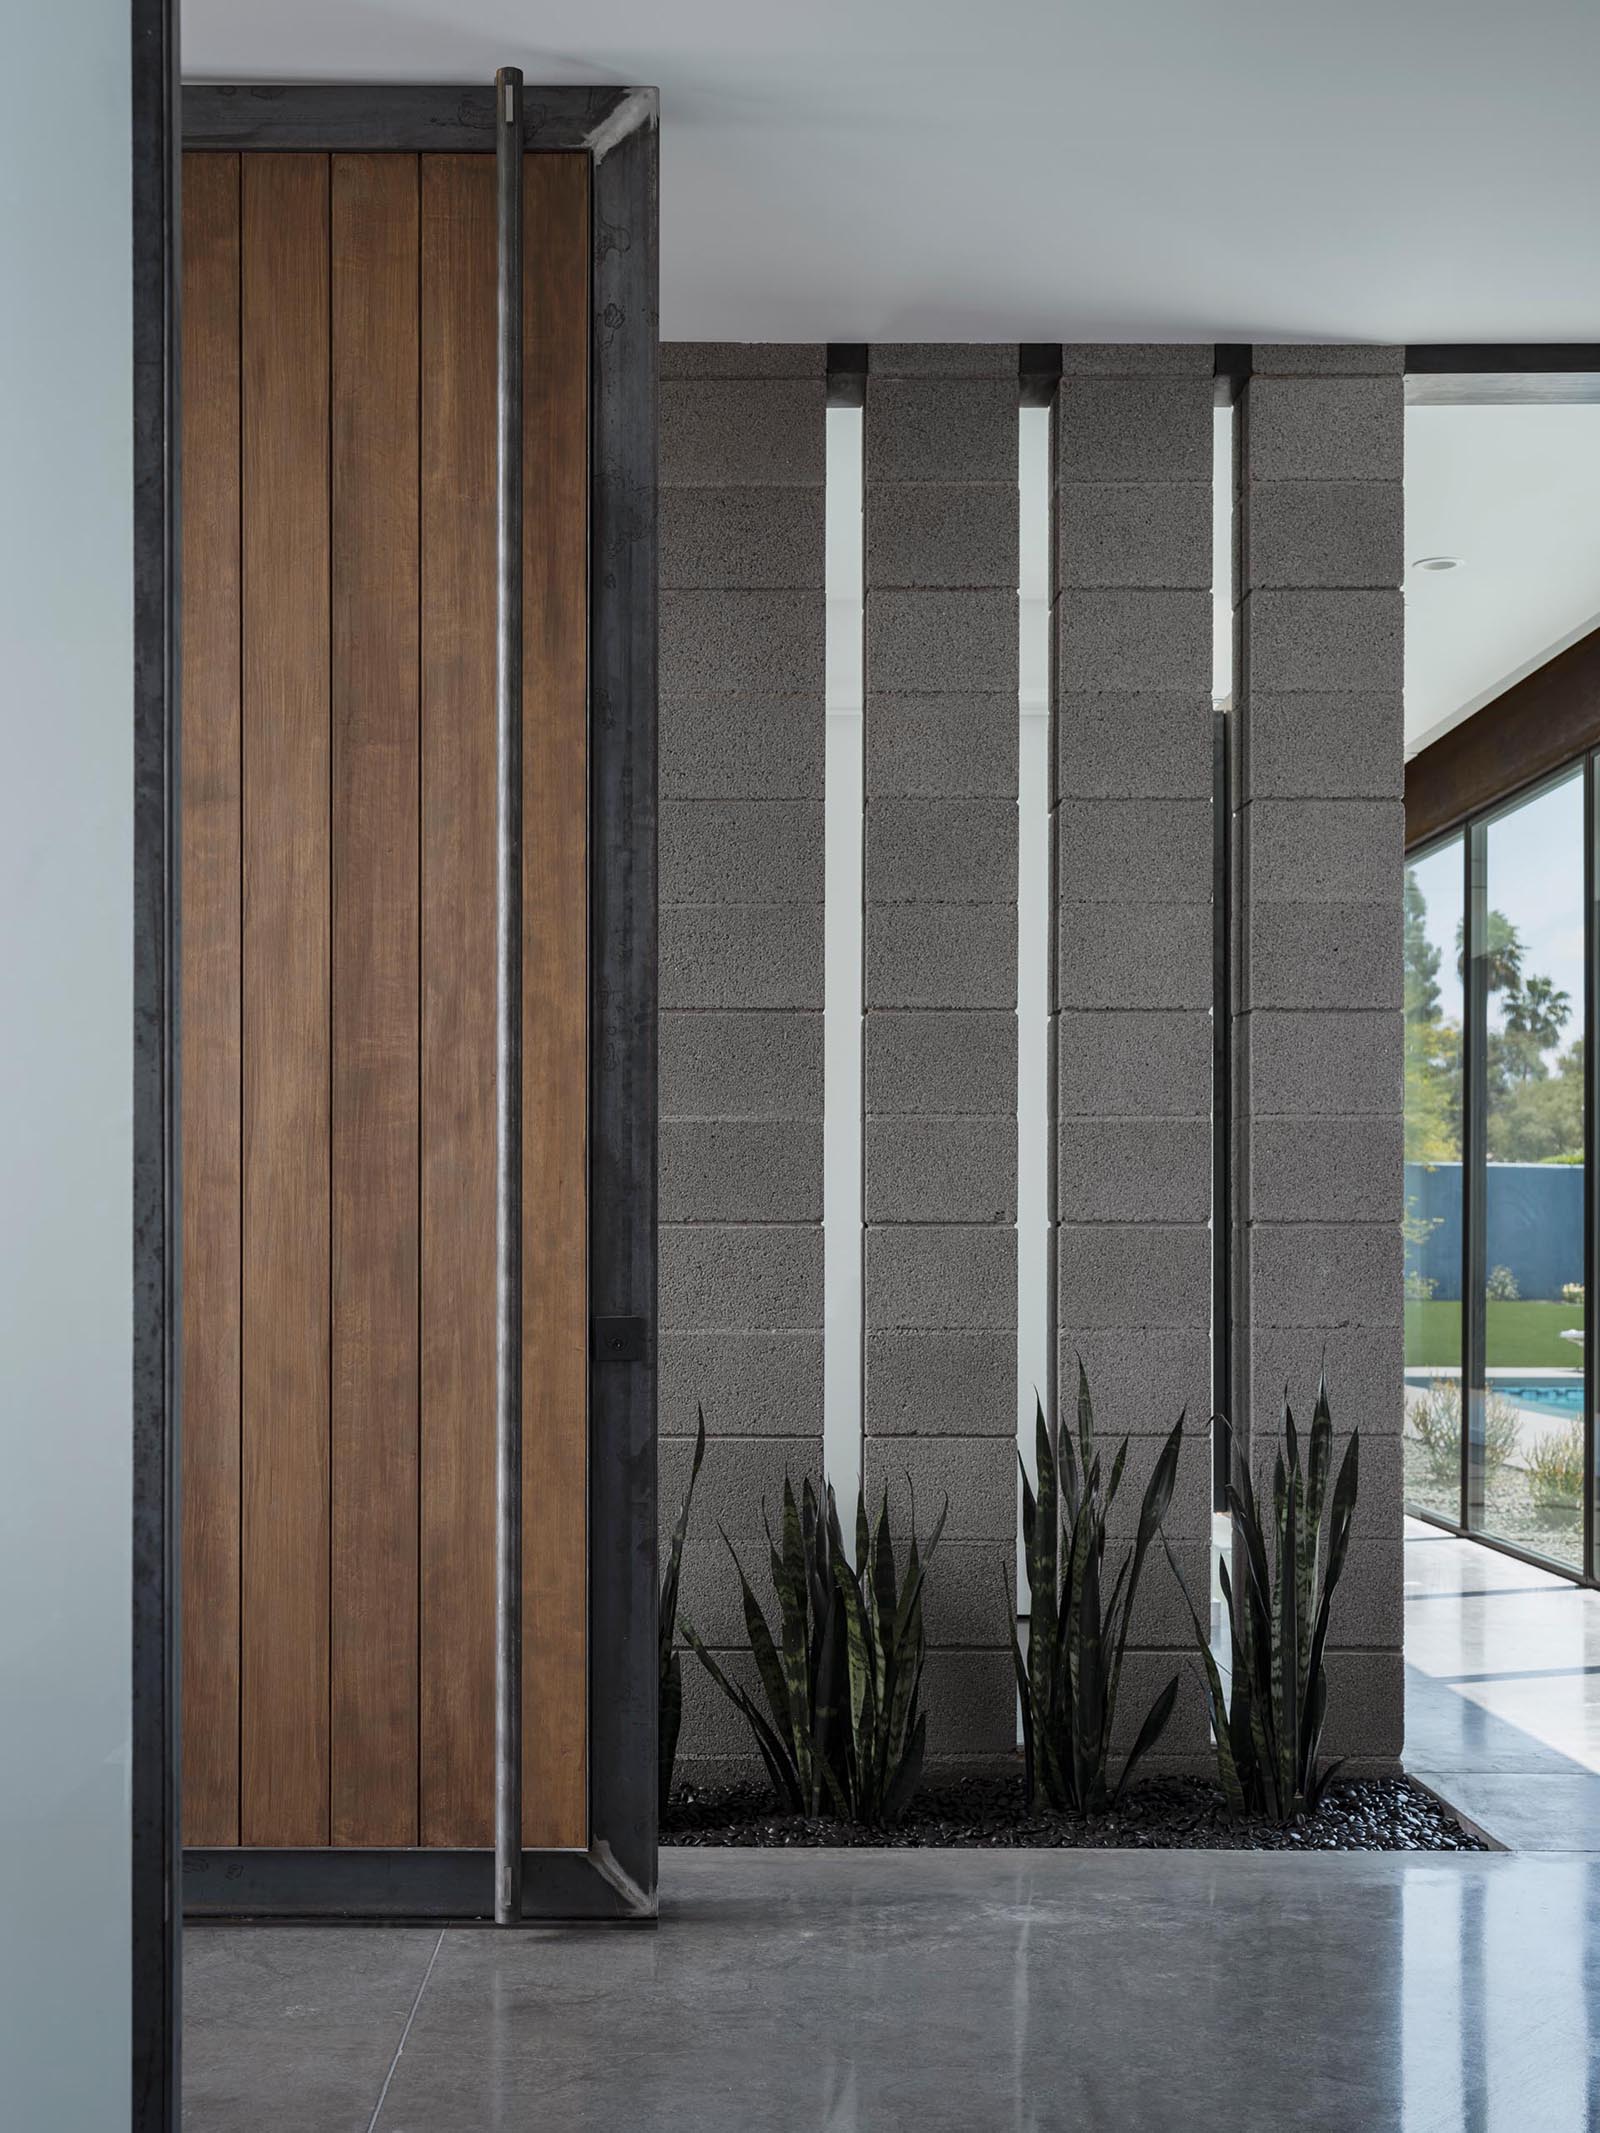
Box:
xmin=1494 ymin=1380 xmax=1586 ymax=1417
xmin=1405 ymin=1375 xmax=1586 ymax=1417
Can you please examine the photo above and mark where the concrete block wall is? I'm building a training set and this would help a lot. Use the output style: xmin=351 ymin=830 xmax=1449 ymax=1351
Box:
xmin=863 ymin=345 xmax=1019 ymax=1761
xmin=1053 ymin=345 xmax=1216 ymax=1769
xmin=658 ymin=344 xmax=827 ymax=1772
xmin=1233 ymin=345 xmax=1406 ymax=1769
xmin=656 ymin=337 xmax=1407 ymax=1787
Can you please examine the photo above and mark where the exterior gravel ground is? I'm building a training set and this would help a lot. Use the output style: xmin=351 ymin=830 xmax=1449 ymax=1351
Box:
xmin=663 ymin=1772 xmax=1488 ymax=1850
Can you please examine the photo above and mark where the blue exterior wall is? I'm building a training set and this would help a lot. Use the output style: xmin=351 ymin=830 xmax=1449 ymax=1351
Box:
xmin=1406 ymin=1161 xmax=1584 ymax=1302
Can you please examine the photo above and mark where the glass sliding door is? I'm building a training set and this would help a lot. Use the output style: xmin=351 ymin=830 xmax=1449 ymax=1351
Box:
xmin=1405 ymin=763 xmax=1595 ymax=1581
xmin=1404 ymin=835 xmax=1466 ymax=1521
xmin=1474 ymin=771 xmax=1587 ymax=1569
xmin=1403 ymin=382 xmax=1600 ymax=1584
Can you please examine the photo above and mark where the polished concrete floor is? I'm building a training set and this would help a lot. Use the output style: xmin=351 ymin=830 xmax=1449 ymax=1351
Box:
xmin=185 ymin=1852 xmax=1600 ymax=2131
xmin=1404 ymin=1517 xmax=1600 ymax=1850
xmin=183 ymin=1523 xmax=1600 ymax=2131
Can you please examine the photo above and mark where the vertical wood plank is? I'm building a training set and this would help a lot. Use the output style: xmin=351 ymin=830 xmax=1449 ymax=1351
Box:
xmin=419 ymin=154 xmax=498 ymax=1847
xmin=240 ymin=153 xmax=332 ymax=1847
xmin=180 ymin=151 xmax=242 ymax=1849
xmin=523 ymin=152 xmax=591 ymax=1850
xmin=330 ymin=153 xmax=422 ymax=1847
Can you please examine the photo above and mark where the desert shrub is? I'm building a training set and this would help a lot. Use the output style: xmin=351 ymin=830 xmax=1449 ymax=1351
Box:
xmin=1406 ymin=1381 xmax=1520 ymax=1486
xmin=1525 ymin=1418 xmax=1585 ymax=1521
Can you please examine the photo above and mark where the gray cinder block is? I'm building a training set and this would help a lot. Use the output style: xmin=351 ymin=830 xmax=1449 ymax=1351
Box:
xmin=661 ymin=904 xmax=824 ymax=1012
xmin=1056 ymin=482 xmax=1211 ymax=591
xmin=660 ymin=485 xmax=825 ymax=592
xmin=1319 ymin=1541 xmax=1405 ymax=1650
xmin=660 ymin=1010 xmax=824 ymax=1122
xmin=1090 ymin=1435 xmax=1213 ymax=1543
xmin=1242 ymin=899 xmax=1402 ymax=1012
xmin=1055 ymin=1329 xmax=1212 ymax=1439
xmin=1243 ymin=376 xmax=1403 ymax=484
xmin=1245 ymin=1221 xmax=1403 ymax=1331
xmin=866 ymin=692 xmax=1019 ymax=799
xmin=659 ymin=1117 xmax=823 ymax=1225
xmin=866 ymin=795 xmax=1019 ymax=907
xmin=1056 ymin=1223 xmax=1211 ymax=1330
xmin=1241 ymin=691 xmax=1403 ymax=801
xmin=1243 ymin=588 xmax=1403 ymax=696
xmin=1246 ymin=1324 xmax=1403 ymax=1441
xmin=1055 ymin=691 xmax=1213 ymax=802
xmin=1059 ymin=345 xmax=1215 ymax=378
xmin=866 ymin=1009 xmax=1017 ymax=1117
xmin=1242 ymin=1007 xmax=1403 ymax=1118
xmin=1057 ymin=1010 xmax=1211 ymax=1120
xmin=1317 ymin=1651 xmax=1404 ymax=1762
xmin=1243 ymin=479 xmax=1403 ymax=592
xmin=660 ymin=342 xmax=827 ymax=381
xmin=1109 ymin=1655 xmax=1210 ymax=1758
xmin=660 ymin=692 xmax=825 ymax=801
xmin=1056 ymin=377 xmax=1214 ymax=483
xmin=1057 ymin=588 xmax=1213 ymax=695
xmin=664 ymin=1432 xmax=825 ymax=1646
xmin=866 ymin=481 xmax=1019 ymax=590
xmin=659 ymin=1330 xmax=824 ymax=1438
xmin=1247 ymin=1114 xmax=1403 ymax=1226
xmin=660 ymin=377 xmax=824 ymax=485
xmin=865 ymin=1224 xmax=1018 ymax=1330
xmin=1057 ymin=796 xmax=1213 ymax=905
xmin=918 ymin=1650 xmax=1018 ymax=1762
xmin=660 ymin=587 xmax=826 ymax=698
xmin=661 ymin=798 xmax=825 ymax=907
xmin=868 ymin=904 xmax=1018 ymax=1009
xmin=866 ymin=1116 xmax=1018 ymax=1225
xmin=1056 ymin=901 xmax=1212 ymax=1012
xmin=659 ymin=1223 xmax=824 ymax=1332
xmin=865 ymin=1329 xmax=1019 ymax=1435
xmin=1242 ymin=796 xmax=1403 ymax=906
xmin=1247 ymin=1434 xmax=1404 ymax=1549
xmin=1057 ymin=1116 xmax=1212 ymax=1225
xmin=865 ymin=375 xmax=1017 ymax=485
xmin=867 ymin=587 xmax=1019 ymax=695
xmin=917 ymin=1540 xmax=1016 ymax=1650
xmin=863 ymin=1434 xmax=1017 ymax=1545
xmin=1251 ymin=345 xmax=1404 ymax=377
xmin=872 ymin=344 xmax=1018 ymax=378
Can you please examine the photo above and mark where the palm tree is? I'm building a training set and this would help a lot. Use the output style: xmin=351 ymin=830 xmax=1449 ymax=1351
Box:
xmin=1503 ymin=972 xmax=1571 ymax=1049
xmin=1456 ymin=908 xmax=1525 ymax=995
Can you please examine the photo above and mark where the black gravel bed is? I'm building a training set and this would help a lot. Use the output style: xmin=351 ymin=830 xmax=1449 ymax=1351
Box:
xmin=663 ymin=1772 xmax=1487 ymax=1851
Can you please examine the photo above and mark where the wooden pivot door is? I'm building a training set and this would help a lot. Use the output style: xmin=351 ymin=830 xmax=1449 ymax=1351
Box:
xmin=180 ymin=148 xmax=590 ymax=1858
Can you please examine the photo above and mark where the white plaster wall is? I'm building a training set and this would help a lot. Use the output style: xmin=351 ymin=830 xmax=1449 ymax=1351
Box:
xmin=0 ymin=0 xmax=134 ymax=2118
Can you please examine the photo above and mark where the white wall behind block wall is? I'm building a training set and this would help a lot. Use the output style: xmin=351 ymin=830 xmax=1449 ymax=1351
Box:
xmin=0 ymin=0 xmax=134 ymax=2119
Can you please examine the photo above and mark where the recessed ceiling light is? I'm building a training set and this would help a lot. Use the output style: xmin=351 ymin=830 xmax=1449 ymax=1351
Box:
xmin=1411 ymin=555 xmax=1461 ymax=572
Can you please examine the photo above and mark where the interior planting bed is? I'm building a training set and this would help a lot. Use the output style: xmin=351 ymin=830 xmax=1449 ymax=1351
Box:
xmin=664 ymin=1773 xmax=1489 ymax=1852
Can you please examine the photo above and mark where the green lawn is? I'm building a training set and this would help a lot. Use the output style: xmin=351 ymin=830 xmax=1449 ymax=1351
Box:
xmin=1405 ymin=1299 xmax=1587 ymax=1371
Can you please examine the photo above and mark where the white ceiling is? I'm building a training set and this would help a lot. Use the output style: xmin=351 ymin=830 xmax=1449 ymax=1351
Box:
xmin=1404 ymin=405 xmax=1600 ymax=755
xmin=183 ymin=0 xmax=1600 ymax=342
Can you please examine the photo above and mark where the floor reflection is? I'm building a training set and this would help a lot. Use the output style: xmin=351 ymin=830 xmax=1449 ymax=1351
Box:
xmin=1405 ymin=1518 xmax=1600 ymax=1848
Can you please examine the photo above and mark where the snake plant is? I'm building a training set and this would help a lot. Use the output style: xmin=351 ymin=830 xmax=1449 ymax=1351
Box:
xmin=1010 ymin=1366 xmax=1186 ymax=1815
xmin=658 ymin=1407 xmax=706 ymax=1817
xmin=1169 ymin=1374 xmax=1359 ymax=1822
xmin=685 ymin=1472 xmax=945 ymax=1825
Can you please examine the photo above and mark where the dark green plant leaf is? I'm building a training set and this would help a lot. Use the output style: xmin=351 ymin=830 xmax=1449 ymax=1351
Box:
xmin=657 ymin=1408 xmax=707 ymax=1810
xmin=1115 ymin=1672 xmax=1179 ymax=1802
